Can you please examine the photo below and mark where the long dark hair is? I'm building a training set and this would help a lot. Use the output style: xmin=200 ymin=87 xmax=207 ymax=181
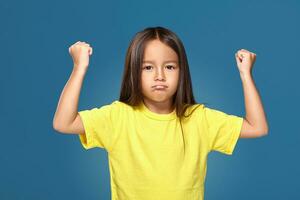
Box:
xmin=119 ymin=26 xmax=208 ymax=117
xmin=119 ymin=26 xmax=209 ymax=152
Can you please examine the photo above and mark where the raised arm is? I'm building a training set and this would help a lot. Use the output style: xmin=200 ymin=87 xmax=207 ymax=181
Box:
xmin=235 ymin=49 xmax=269 ymax=138
xmin=52 ymin=41 xmax=93 ymax=134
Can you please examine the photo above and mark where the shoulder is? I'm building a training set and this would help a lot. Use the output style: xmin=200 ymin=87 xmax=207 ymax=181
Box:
xmin=110 ymin=100 xmax=132 ymax=111
xmin=184 ymin=103 xmax=225 ymax=122
xmin=181 ymin=103 xmax=205 ymax=121
xmin=185 ymin=103 xmax=205 ymax=114
xmin=105 ymin=100 xmax=134 ymax=117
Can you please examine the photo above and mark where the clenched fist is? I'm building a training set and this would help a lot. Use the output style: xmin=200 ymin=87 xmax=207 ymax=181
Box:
xmin=235 ymin=49 xmax=256 ymax=75
xmin=69 ymin=41 xmax=93 ymax=71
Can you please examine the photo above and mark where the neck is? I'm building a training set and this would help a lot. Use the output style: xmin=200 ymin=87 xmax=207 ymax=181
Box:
xmin=142 ymin=98 xmax=174 ymax=114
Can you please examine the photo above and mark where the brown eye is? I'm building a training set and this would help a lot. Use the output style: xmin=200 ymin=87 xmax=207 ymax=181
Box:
xmin=166 ymin=65 xmax=175 ymax=70
xmin=143 ymin=65 xmax=152 ymax=70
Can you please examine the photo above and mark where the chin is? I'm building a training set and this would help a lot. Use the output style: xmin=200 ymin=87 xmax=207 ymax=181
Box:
xmin=144 ymin=95 xmax=171 ymax=103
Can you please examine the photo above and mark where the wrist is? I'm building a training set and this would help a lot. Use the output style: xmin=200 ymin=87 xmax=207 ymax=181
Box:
xmin=72 ymin=66 xmax=87 ymax=76
xmin=73 ymin=63 xmax=87 ymax=70
xmin=239 ymin=71 xmax=252 ymax=80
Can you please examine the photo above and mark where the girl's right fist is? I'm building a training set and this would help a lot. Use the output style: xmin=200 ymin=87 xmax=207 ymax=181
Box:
xmin=69 ymin=41 xmax=93 ymax=71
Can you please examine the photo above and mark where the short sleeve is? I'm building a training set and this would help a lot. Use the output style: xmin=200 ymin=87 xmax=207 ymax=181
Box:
xmin=203 ymin=105 xmax=244 ymax=155
xmin=78 ymin=102 xmax=115 ymax=151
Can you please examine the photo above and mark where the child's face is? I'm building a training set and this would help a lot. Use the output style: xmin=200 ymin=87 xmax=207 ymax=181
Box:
xmin=141 ymin=39 xmax=179 ymax=106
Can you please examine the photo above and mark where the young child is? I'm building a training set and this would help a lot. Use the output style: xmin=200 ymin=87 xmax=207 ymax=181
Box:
xmin=53 ymin=26 xmax=269 ymax=200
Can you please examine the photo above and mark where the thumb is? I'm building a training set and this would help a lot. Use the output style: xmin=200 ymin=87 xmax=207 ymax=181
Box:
xmin=235 ymin=53 xmax=241 ymax=63
xmin=88 ymin=47 xmax=93 ymax=55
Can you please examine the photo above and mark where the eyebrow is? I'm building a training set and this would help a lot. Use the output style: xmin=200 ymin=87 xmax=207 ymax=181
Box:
xmin=142 ymin=60 xmax=178 ymax=64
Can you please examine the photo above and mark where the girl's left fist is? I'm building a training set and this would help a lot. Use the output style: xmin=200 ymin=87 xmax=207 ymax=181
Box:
xmin=235 ymin=49 xmax=256 ymax=74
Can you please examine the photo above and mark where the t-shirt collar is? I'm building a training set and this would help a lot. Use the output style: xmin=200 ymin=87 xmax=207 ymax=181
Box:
xmin=138 ymin=100 xmax=177 ymax=121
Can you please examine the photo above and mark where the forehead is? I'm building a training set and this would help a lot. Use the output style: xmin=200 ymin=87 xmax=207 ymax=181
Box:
xmin=143 ymin=40 xmax=178 ymax=63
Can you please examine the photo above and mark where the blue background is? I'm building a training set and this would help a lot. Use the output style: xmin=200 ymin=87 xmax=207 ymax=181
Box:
xmin=1 ymin=0 xmax=299 ymax=199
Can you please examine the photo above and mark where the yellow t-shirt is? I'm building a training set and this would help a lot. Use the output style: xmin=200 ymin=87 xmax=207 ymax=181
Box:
xmin=78 ymin=100 xmax=244 ymax=200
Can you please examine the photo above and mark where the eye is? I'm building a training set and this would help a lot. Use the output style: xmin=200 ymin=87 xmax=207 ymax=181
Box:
xmin=143 ymin=65 xmax=153 ymax=70
xmin=166 ymin=65 xmax=175 ymax=70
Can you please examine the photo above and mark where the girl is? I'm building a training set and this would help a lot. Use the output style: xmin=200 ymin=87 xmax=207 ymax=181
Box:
xmin=53 ymin=26 xmax=269 ymax=200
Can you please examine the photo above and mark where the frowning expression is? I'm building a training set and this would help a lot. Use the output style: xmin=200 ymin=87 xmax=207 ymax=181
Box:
xmin=141 ymin=39 xmax=179 ymax=104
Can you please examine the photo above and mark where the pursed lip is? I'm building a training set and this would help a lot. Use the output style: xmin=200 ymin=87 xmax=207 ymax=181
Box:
xmin=152 ymin=85 xmax=168 ymax=88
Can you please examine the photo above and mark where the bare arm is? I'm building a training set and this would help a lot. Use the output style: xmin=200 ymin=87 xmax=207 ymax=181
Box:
xmin=240 ymin=73 xmax=269 ymax=138
xmin=235 ymin=49 xmax=269 ymax=138
xmin=53 ymin=41 xmax=93 ymax=134
xmin=53 ymin=68 xmax=86 ymax=134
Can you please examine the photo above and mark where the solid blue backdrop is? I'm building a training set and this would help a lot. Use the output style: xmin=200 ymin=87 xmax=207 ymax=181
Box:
xmin=1 ymin=0 xmax=299 ymax=199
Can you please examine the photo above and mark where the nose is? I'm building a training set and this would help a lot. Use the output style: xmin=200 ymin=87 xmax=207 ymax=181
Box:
xmin=154 ymin=67 xmax=165 ymax=81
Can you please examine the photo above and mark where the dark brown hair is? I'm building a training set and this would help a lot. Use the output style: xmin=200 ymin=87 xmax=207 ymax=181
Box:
xmin=119 ymin=26 xmax=209 ymax=152
xmin=119 ymin=26 xmax=208 ymax=118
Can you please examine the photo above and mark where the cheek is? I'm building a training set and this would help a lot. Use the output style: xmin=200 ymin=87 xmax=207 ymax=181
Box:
xmin=141 ymin=74 xmax=150 ymax=90
xmin=171 ymin=74 xmax=180 ymax=91
xmin=170 ymin=72 xmax=179 ymax=84
xmin=141 ymin=74 xmax=150 ymax=82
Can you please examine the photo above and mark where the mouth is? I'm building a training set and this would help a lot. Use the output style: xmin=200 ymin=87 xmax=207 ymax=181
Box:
xmin=152 ymin=85 xmax=168 ymax=89
xmin=153 ymin=87 xmax=167 ymax=92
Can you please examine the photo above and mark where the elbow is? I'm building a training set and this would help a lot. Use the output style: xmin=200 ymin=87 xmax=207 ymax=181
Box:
xmin=53 ymin=121 xmax=60 ymax=132
xmin=258 ymin=126 xmax=269 ymax=137
xmin=264 ymin=127 xmax=269 ymax=136
xmin=53 ymin=119 xmax=73 ymax=134
xmin=52 ymin=115 xmax=60 ymax=131
xmin=259 ymin=130 xmax=268 ymax=137
xmin=53 ymin=120 xmax=63 ymax=133
xmin=263 ymin=123 xmax=269 ymax=136
xmin=252 ymin=120 xmax=269 ymax=137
